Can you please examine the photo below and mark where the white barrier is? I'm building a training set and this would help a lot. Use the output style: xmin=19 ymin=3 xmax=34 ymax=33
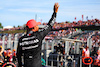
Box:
xmin=1 ymin=34 xmax=19 ymax=51
xmin=7 ymin=34 xmax=11 ymax=49
xmin=14 ymin=34 xmax=18 ymax=51
xmin=2 ymin=35 xmax=5 ymax=49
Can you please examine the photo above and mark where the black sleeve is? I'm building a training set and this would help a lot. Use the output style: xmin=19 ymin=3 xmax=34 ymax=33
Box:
xmin=39 ymin=12 xmax=57 ymax=39
xmin=17 ymin=39 xmax=22 ymax=67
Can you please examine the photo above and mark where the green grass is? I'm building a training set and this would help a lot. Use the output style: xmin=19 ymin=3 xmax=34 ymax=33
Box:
xmin=0 ymin=30 xmax=26 ymax=34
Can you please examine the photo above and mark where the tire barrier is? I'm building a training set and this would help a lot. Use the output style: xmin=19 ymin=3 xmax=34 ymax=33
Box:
xmin=82 ymin=57 xmax=93 ymax=65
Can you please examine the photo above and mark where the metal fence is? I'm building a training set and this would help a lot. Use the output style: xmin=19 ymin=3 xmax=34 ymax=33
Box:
xmin=0 ymin=33 xmax=96 ymax=67
xmin=41 ymin=37 xmax=95 ymax=67
xmin=1 ymin=34 xmax=19 ymax=51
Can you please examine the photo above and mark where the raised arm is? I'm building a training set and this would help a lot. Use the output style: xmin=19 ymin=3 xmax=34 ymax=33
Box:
xmin=48 ymin=3 xmax=59 ymax=26
xmin=40 ymin=3 xmax=59 ymax=39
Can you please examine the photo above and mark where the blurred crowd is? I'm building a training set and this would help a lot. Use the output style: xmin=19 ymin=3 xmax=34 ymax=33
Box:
xmin=0 ymin=46 xmax=16 ymax=66
xmin=92 ymin=31 xmax=100 ymax=47
xmin=0 ymin=18 xmax=99 ymax=66
xmin=1 ymin=18 xmax=100 ymax=31
xmin=46 ymin=30 xmax=100 ymax=67
xmin=72 ymin=31 xmax=100 ymax=48
xmin=52 ymin=19 xmax=100 ymax=29
xmin=45 ymin=28 xmax=81 ymax=40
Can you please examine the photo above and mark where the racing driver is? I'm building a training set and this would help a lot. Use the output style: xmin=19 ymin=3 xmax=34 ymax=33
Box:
xmin=17 ymin=3 xmax=59 ymax=67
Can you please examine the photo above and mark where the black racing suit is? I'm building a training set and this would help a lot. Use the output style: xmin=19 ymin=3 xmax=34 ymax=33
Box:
xmin=17 ymin=12 xmax=57 ymax=67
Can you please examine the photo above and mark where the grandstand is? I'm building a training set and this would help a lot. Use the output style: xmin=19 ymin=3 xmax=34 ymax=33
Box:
xmin=0 ymin=19 xmax=100 ymax=67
